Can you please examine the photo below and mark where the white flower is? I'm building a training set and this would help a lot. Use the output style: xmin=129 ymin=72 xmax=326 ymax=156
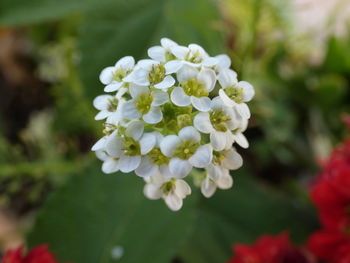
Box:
xmin=92 ymin=38 xmax=255 ymax=211
xmin=201 ymin=149 xmax=243 ymax=197
xmin=99 ymin=56 xmax=135 ymax=92
xmin=218 ymin=68 xmax=255 ymax=119
xmin=147 ymin=38 xmax=179 ymax=63
xmin=135 ymin=132 xmax=175 ymax=178
xmin=93 ymin=87 xmax=127 ymax=122
xmin=170 ymin=64 xmax=216 ymax=112
xmin=124 ymin=59 xmax=175 ymax=90
xmin=105 ymin=122 xmax=156 ymax=173
xmin=231 ymin=112 xmax=249 ymax=149
xmin=160 ymin=126 xmax=213 ymax=178
xmin=164 ymin=43 xmax=212 ymax=74
xmin=143 ymin=173 xmax=191 ymax=211
xmin=200 ymin=54 xmax=232 ymax=73
xmin=95 ymin=150 xmax=120 ymax=174
xmin=194 ymin=97 xmax=237 ymax=151
xmin=121 ymin=84 xmax=168 ymax=124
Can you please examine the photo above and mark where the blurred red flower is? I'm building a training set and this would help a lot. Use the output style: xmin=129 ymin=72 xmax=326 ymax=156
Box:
xmin=228 ymin=233 xmax=314 ymax=263
xmin=307 ymin=136 xmax=350 ymax=262
xmin=1 ymin=245 xmax=60 ymax=263
xmin=307 ymin=230 xmax=350 ymax=261
xmin=311 ymin=165 xmax=350 ymax=232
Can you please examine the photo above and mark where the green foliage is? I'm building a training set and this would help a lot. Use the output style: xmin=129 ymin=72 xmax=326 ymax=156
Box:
xmin=28 ymin=166 xmax=316 ymax=263
xmin=179 ymin=171 xmax=317 ymax=262
xmin=78 ymin=0 xmax=224 ymax=100
xmin=28 ymin=162 xmax=197 ymax=263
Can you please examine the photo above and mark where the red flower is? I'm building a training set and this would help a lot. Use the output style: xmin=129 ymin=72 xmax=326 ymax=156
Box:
xmin=1 ymin=245 xmax=61 ymax=263
xmin=311 ymin=165 xmax=350 ymax=232
xmin=228 ymin=233 xmax=314 ymax=263
xmin=307 ymin=230 xmax=350 ymax=261
xmin=321 ymin=139 xmax=350 ymax=177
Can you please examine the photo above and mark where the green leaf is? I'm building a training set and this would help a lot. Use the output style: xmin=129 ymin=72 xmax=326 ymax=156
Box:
xmin=0 ymin=0 xmax=85 ymax=26
xmin=78 ymin=0 xmax=224 ymax=100
xmin=28 ymin=162 xmax=197 ymax=263
xmin=179 ymin=170 xmax=317 ymax=262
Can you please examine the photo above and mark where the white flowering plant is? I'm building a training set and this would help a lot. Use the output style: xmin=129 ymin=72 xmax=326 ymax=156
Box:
xmin=91 ymin=38 xmax=254 ymax=211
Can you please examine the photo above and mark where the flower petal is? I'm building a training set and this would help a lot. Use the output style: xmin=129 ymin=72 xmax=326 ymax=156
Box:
xmin=93 ymin=95 xmax=112 ymax=110
xmin=189 ymin=144 xmax=213 ymax=168
xmin=121 ymin=101 xmax=141 ymax=120
xmin=210 ymin=96 xmax=225 ymax=110
xmin=206 ymin=164 xmax=222 ymax=181
xmin=144 ymin=183 xmax=162 ymax=200
xmin=152 ymin=90 xmax=169 ymax=106
xmin=125 ymin=120 xmax=144 ymax=140
xmin=143 ymin=107 xmax=163 ymax=124
xmin=91 ymin=136 xmax=107 ymax=151
xmin=154 ymin=75 xmax=175 ymax=90
xmin=140 ymin=133 xmax=156 ymax=154
xmin=160 ymin=135 xmax=181 ymax=157
xmin=99 ymin=66 xmax=115 ymax=84
xmin=177 ymin=64 xmax=198 ymax=83
xmin=169 ymin=158 xmax=192 ymax=178
xmin=119 ymin=155 xmax=141 ymax=173
xmin=159 ymin=165 xmax=174 ymax=178
xmin=201 ymin=178 xmax=217 ymax=198
xmin=104 ymin=82 xmax=123 ymax=92
xmin=193 ymin=112 xmax=213 ymax=133
xmin=115 ymin=56 xmax=135 ymax=69
xmin=178 ymin=126 xmax=201 ymax=142
xmin=238 ymin=81 xmax=255 ymax=102
xmin=224 ymin=130 xmax=234 ymax=149
xmin=223 ymin=149 xmax=243 ymax=170
xmin=198 ymin=68 xmax=216 ymax=92
xmin=161 ymin=38 xmax=178 ymax=49
xmin=106 ymin=135 xmax=124 ymax=157
xmin=210 ymin=131 xmax=226 ymax=151
xmin=188 ymin=43 xmax=208 ymax=58
xmin=135 ymin=157 xmax=158 ymax=177
xmin=202 ymin=57 xmax=218 ymax=67
xmin=218 ymin=68 xmax=238 ymax=88
xmin=129 ymin=84 xmax=149 ymax=98
xmin=165 ymin=194 xmax=183 ymax=211
xmin=217 ymin=170 xmax=233 ymax=189
xmin=233 ymin=133 xmax=249 ymax=148
xmin=191 ymin=96 xmax=211 ymax=112
xmin=219 ymin=89 xmax=235 ymax=107
xmin=215 ymin=54 xmax=231 ymax=69
xmin=171 ymin=45 xmax=189 ymax=59
xmin=236 ymin=103 xmax=251 ymax=119
xmin=164 ymin=60 xmax=183 ymax=74
xmin=123 ymin=68 xmax=149 ymax=86
xmin=174 ymin=179 xmax=191 ymax=198
xmin=95 ymin=110 xmax=110 ymax=120
xmin=102 ymin=158 xmax=120 ymax=174
xmin=170 ymin=87 xmax=191 ymax=106
xmin=137 ymin=59 xmax=158 ymax=70
xmin=147 ymin=46 xmax=165 ymax=62
xmin=95 ymin=150 xmax=108 ymax=161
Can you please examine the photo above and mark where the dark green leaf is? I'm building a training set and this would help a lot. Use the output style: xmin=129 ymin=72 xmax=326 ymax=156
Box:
xmin=179 ymin=170 xmax=317 ymax=262
xmin=28 ymin=162 xmax=197 ymax=263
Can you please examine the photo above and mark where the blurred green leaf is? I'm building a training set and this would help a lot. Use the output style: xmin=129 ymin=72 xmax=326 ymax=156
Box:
xmin=78 ymin=0 xmax=224 ymax=100
xmin=28 ymin=162 xmax=197 ymax=263
xmin=179 ymin=170 xmax=317 ymax=262
xmin=323 ymin=37 xmax=350 ymax=73
xmin=0 ymin=0 xmax=88 ymax=26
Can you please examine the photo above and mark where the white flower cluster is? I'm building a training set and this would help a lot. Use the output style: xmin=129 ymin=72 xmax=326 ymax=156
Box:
xmin=92 ymin=38 xmax=254 ymax=211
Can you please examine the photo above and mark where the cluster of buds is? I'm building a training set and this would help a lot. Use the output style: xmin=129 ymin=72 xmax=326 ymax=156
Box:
xmin=91 ymin=38 xmax=254 ymax=211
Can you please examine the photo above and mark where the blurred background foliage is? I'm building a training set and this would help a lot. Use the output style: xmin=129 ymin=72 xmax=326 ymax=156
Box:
xmin=0 ymin=0 xmax=349 ymax=262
